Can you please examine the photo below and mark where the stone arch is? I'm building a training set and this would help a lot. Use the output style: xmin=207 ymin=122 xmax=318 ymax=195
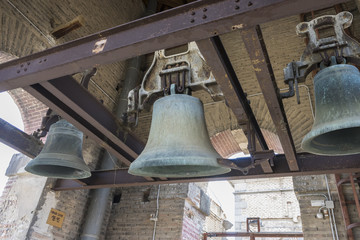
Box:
xmin=0 ymin=51 xmax=48 ymax=135
xmin=210 ymin=128 xmax=283 ymax=158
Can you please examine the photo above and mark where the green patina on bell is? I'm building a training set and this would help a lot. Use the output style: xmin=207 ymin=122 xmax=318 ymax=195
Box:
xmin=129 ymin=89 xmax=230 ymax=178
xmin=25 ymin=119 xmax=91 ymax=179
xmin=302 ymin=62 xmax=360 ymax=155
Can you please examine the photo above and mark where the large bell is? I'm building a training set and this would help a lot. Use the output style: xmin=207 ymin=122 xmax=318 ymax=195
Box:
xmin=301 ymin=63 xmax=360 ymax=155
xmin=25 ymin=119 xmax=91 ymax=179
xmin=128 ymin=93 xmax=230 ymax=178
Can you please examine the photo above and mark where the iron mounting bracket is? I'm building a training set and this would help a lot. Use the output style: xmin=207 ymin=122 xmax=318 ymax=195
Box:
xmin=283 ymin=11 xmax=360 ymax=87
xmin=127 ymin=42 xmax=224 ymax=116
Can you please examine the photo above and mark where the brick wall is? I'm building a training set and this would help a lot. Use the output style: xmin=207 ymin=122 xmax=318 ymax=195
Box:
xmin=204 ymin=200 xmax=227 ymax=233
xmin=106 ymin=184 xmax=186 ymax=240
xmin=293 ymin=175 xmax=348 ymax=240
xmin=233 ymin=177 xmax=302 ymax=240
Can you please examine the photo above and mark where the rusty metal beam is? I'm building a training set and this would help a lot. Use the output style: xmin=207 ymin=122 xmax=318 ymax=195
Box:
xmin=196 ymin=37 xmax=273 ymax=173
xmin=0 ymin=0 xmax=347 ymax=92
xmin=53 ymin=153 xmax=360 ymax=191
xmin=24 ymin=76 xmax=145 ymax=166
xmin=203 ymin=232 xmax=303 ymax=239
xmin=0 ymin=118 xmax=43 ymax=158
xmin=240 ymin=26 xmax=299 ymax=171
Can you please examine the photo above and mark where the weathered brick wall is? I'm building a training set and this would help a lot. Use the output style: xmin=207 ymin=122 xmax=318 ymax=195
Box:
xmin=182 ymin=183 xmax=210 ymax=240
xmin=105 ymin=184 xmax=187 ymax=240
xmin=0 ymin=154 xmax=48 ymax=240
xmin=234 ymin=177 xmax=302 ymax=239
xmin=293 ymin=175 xmax=348 ymax=240
xmin=204 ymin=200 xmax=227 ymax=233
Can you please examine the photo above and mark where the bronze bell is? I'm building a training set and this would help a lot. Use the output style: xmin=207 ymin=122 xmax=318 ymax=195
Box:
xmin=301 ymin=63 xmax=360 ymax=155
xmin=128 ymin=92 xmax=230 ymax=178
xmin=25 ymin=119 xmax=91 ymax=179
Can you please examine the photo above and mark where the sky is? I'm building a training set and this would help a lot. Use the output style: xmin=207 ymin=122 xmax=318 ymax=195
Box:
xmin=0 ymin=92 xmax=24 ymax=193
xmin=207 ymin=152 xmax=249 ymax=231
xmin=208 ymin=180 xmax=235 ymax=231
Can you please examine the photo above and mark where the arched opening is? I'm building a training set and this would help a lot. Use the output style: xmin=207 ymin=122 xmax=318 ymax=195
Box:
xmin=0 ymin=92 xmax=24 ymax=193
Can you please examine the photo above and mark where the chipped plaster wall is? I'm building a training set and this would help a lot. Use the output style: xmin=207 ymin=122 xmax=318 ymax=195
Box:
xmin=0 ymin=155 xmax=48 ymax=239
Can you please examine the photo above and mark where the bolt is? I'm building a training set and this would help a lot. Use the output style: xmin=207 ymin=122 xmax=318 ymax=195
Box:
xmin=203 ymin=8 xmax=207 ymax=12
xmin=190 ymin=19 xmax=195 ymax=23
xmin=235 ymin=5 xmax=240 ymax=9
xmin=191 ymin=11 xmax=195 ymax=16
xmin=202 ymin=15 xmax=207 ymax=19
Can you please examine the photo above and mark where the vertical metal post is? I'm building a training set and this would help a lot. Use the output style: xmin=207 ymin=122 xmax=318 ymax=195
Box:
xmin=203 ymin=233 xmax=208 ymax=240
xmin=250 ymin=233 xmax=256 ymax=240
xmin=335 ymin=174 xmax=354 ymax=240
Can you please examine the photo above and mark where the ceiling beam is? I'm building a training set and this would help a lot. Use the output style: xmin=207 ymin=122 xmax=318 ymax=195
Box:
xmin=0 ymin=0 xmax=347 ymax=92
xmin=240 ymin=26 xmax=299 ymax=171
xmin=0 ymin=118 xmax=43 ymax=158
xmin=24 ymin=76 xmax=144 ymax=165
xmin=52 ymin=153 xmax=360 ymax=191
xmin=196 ymin=37 xmax=273 ymax=173
xmin=203 ymin=232 xmax=303 ymax=238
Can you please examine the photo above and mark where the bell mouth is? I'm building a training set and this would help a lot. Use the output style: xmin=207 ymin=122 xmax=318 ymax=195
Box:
xmin=25 ymin=164 xmax=91 ymax=179
xmin=129 ymin=165 xmax=230 ymax=178
xmin=301 ymin=126 xmax=360 ymax=155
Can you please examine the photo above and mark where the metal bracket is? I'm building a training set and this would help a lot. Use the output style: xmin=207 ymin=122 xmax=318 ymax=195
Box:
xmin=283 ymin=11 xmax=360 ymax=85
xmin=32 ymin=109 xmax=61 ymax=139
xmin=80 ymin=68 xmax=97 ymax=89
xmin=127 ymin=42 xmax=224 ymax=116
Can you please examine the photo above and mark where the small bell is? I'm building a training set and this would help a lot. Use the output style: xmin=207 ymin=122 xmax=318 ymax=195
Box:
xmin=129 ymin=88 xmax=230 ymax=178
xmin=25 ymin=119 xmax=91 ymax=179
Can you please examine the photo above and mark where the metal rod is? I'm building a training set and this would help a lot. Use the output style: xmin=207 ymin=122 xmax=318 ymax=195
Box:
xmin=335 ymin=174 xmax=354 ymax=240
xmin=203 ymin=232 xmax=303 ymax=238
xmin=53 ymin=153 xmax=360 ymax=191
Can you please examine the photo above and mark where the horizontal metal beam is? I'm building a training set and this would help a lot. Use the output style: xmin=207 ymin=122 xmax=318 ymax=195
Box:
xmin=196 ymin=37 xmax=273 ymax=173
xmin=0 ymin=118 xmax=43 ymax=158
xmin=203 ymin=232 xmax=303 ymax=238
xmin=24 ymin=76 xmax=145 ymax=165
xmin=240 ymin=26 xmax=299 ymax=171
xmin=53 ymin=153 xmax=360 ymax=191
xmin=0 ymin=0 xmax=347 ymax=92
